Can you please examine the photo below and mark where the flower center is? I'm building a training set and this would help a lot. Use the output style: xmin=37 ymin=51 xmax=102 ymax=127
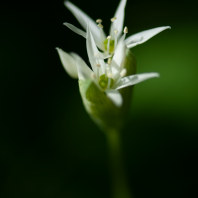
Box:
xmin=99 ymin=74 xmax=114 ymax=89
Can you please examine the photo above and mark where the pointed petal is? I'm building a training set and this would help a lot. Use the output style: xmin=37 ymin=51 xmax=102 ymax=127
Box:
xmin=56 ymin=48 xmax=78 ymax=79
xmin=110 ymin=0 xmax=127 ymax=39
xmin=111 ymin=34 xmax=127 ymax=81
xmin=70 ymin=53 xmax=92 ymax=80
xmin=115 ymin=72 xmax=160 ymax=90
xmin=125 ymin=26 xmax=171 ymax=48
xmin=112 ymin=34 xmax=126 ymax=68
xmin=86 ymin=23 xmax=106 ymax=74
xmin=64 ymin=23 xmax=86 ymax=38
xmin=64 ymin=1 xmax=106 ymax=49
xmin=105 ymin=89 xmax=123 ymax=107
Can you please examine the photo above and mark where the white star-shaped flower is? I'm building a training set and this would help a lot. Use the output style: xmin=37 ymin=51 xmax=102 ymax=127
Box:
xmin=56 ymin=22 xmax=159 ymax=108
xmin=63 ymin=0 xmax=170 ymax=56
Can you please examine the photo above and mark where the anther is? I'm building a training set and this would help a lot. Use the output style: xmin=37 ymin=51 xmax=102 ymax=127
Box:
xmin=120 ymin=68 xmax=127 ymax=77
xmin=98 ymin=24 xmax=103 ymax=28
xmin=107 ymin=36 xmax=111 ymax=54
xmin=96 ymin=19 xmax=102 ymax=23
xmin=107 ymin=36 xmax=111 ymax=40
xmin=96 ymin=64 xmax=101 ymax=67
xmin=111 ymin=17 xmax=117 ymax=22
xmin=124 ymin=27 xmax=128 ymax=34
xmin=114 ymin=30 xmax=118 ymax=34
xmin=113 ymin=69 xmax=127 ymax=88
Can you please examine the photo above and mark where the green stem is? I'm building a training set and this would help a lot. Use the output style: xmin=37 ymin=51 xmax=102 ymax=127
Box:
xmin=105 ymin=130 xmax=132 ymax=198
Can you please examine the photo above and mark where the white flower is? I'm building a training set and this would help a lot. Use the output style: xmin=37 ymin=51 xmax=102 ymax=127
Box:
xmin=63 ymin=0 xmax=170 ymax=56
xmin=56 ymin=22 xmax=159 ymax=108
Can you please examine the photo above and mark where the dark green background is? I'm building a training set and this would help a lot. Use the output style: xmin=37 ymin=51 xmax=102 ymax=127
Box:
xmin=1 ymin=0 xmax=198 ymax=197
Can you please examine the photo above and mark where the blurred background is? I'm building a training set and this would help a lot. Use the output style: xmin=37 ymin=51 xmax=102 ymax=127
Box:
xmin=1 ymin=0 xmax=198 ymax=197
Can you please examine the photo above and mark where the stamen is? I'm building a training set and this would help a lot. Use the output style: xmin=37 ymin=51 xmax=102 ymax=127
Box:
xmin=107 ymin=73 xmax=112 ymax=89
xmin=123 ymin=27 xmax=128 ymax=40
xmin=98 ymin=24 xmax=103 ymax=28
xmin=105 ymin=65 xmax=110 ymax=78
xmin=107 ymin=36 xmax=111 ymax=39
xmin=96 ymin=64 xmax=101 ymax=80
xmin=111 ymin=17 xmax=117 ymax=22
xmin=124 ymin=27 xmax=128 ymax=33
xmin=98 ymin=24 xmax=104 ymax=44
xmin=107 ymin=36 xmax=111 ymax=54
xmin=96 ymin=19 xmax=102 ymax=23
xmin=120 ymin=68 xmax=127 ymax=77
xmin=107 ymin=58 xmax=111 ymax=65
xmin=114 ymin=30 xmax=118 ymax=49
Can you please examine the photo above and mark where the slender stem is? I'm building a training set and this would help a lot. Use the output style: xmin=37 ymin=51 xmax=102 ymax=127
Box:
xmin=105 ymin=130 xmax=132 ymax=198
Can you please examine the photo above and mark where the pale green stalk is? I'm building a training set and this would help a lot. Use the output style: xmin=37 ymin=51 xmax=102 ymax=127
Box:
xmin=105 ymin=129 xmax=131 ymax=198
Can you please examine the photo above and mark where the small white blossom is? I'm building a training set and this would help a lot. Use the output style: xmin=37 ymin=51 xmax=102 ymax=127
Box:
xmin=63 ymin=0 xmax=170 ymax=56
xmin=57 ymin=22 xmax=159 ymax=107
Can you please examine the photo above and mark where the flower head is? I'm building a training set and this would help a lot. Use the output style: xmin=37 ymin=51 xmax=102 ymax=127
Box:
xmin=56 ymin=22 xmax=159 ymax=131
xmin=64 ymin=0 xmax=170 ymax=57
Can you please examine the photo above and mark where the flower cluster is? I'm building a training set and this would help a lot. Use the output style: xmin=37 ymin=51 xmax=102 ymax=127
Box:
xmin=56 ymin=0 xmax=170 ymax=130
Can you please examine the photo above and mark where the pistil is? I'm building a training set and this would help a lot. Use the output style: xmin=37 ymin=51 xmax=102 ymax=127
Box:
xmin=107 ymin=73 xmax=112 ymax=89
xmin=96 ymin=63 xmax=101 ymax=80
xmin=107 ymin=36 xmax=111 ymax=54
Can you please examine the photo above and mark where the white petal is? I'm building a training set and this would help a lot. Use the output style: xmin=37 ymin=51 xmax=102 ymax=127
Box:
xmin=111 ymin=34 xmax=127 ymax=81
xmin=64 ymin=23 xmax=86 ymax=38
xmin=115 ymin=72 xmax=160 ymax=90
xmin=86 ymin=22 xmax=106 ymax=74
xmin=105 ymin=89 xmax=123 ymax=107
xmin=125 ymin=26 xmax=171 ymax=48
xmin=112 ymin=34 xmax=126 ymax=68
xmin=56 ymin=48 xmax=78 ymax=79
xmin=64 ymin=1 xmax=106 ymax=50
xmin=70 ymin=53 xmax=92 ymax=80
xmin=110 ymin=0 xmax=127 ymax=39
